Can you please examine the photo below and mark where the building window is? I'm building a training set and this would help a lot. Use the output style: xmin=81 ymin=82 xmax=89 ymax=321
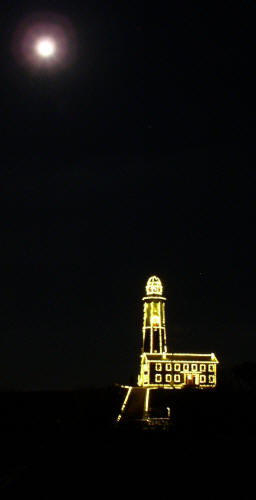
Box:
xmin=166 ymin=374 xmax=172 ymax=382
xmin=155 ymin=374 xmax=162 ymax=383
xmin=209 ymin=375 xmax=215 ymax=383
xmin=200 ymin=364 xmax=206 ymax=372
xmin=192 ymin=364 xmax=197 ymax=372
xmin=166 ymin=363 xmax=172 ymax=371
xmin=155 ymin=363 xmax=162 ymax=371
xmin=200 ymin=375 xmax=206 ymax=383
xmin=174 ymin=374 xmax=180 ymax=383
xmin=183 ymin=364 xmax=189 ymax=371
xmin=208 ymin=364 xmax=214 ymax=372
xmin=174 ymin=364 xmax=180 ymax=371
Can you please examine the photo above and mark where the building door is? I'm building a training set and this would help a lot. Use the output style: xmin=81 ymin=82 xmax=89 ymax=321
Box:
xmin=186 ymin=374 xmax=196 ymax=385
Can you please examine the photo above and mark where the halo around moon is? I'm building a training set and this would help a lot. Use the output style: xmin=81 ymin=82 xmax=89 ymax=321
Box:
xmin=12 ymin=12 xmax=77 ymax=71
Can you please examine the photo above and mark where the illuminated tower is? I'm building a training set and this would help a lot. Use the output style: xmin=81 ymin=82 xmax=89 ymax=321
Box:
xmin=117 ymin=275 xmax=219 ymax=426
xmin=142 ymin=276 xmax=167 ymax=354
xmin=138 ymin=276 xmax=218 ymax=389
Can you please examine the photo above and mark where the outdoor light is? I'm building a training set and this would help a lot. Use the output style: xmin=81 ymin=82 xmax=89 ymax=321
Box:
xmin=152 ymin=315 xmax=160 ymax=325
xmin=117 ymin=276 xmax=219 ymax=425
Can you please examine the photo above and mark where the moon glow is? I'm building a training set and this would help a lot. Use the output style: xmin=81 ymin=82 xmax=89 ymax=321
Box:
xmin=13 ymin=12 xmax=77 ymax=71
xmin=35 ymin=38 xmax=56 ymax=58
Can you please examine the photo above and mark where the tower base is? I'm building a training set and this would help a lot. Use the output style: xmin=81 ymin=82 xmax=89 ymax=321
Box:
xmin=116 ymin=386 xmax=172 ymax=430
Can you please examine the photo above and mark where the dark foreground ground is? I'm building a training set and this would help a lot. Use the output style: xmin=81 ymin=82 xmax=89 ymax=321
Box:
xmin=0 ymin=383 xmax=255 ymax=496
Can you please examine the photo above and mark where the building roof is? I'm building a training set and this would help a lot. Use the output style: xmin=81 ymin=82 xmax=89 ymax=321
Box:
xmin=143 ymin=353 xmax=218 ymax=362
xmin=145 ymin=276 xmax=163 ymax=296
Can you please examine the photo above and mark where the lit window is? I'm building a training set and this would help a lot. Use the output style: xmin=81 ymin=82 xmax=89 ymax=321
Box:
xmin=174 ymin=364 xmax=180 ymax=371
xmin=192 ymin=364 xmax=197 ymax=372
xmin=200 ymin=364 xmax=206 ymax=372
xmin=174 ymin=374 xmax=180 ymax=382
xmin=155 ymin=363 xmax=162 ymax=371
xmin=208 ymin=364 xmax=214 ymax=372
xmin=209 ymin=375 xmax=215 ymax=383
xmin=200 ymin=375 xmax=206 ymax=383
xmin=155 ymin=374 xmax=162 ymax=383
xmin=152 ymin=315 xmax=160 ymax=325
xmin=183 ymin=364 xmax=189 ymax=371
xmin=166 ymin=374 xmax=172 ymax=382
xmin=166 ymin=363 xmax=172 ymax=371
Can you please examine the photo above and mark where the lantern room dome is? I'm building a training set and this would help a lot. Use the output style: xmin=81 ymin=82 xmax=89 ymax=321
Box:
xmin=146 ymin=276 xmax=163 ymax=296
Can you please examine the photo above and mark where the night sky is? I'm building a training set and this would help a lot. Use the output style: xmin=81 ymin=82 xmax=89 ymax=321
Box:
xmin=0 ymin=1 xmax=256 ymax=389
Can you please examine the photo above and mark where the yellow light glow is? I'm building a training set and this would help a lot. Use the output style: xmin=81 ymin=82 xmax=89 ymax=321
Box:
xmin=116 ymin=386 xmax=132 ymax=422
xmin=138 ymin=277 xmax=219 ymax=390
xmin=152 ymin=315 xmax=160 ymax=325
xmin=117 ymin=276 xmax=219 ymax=425
xmin=36 ymin=38 xmax=56 ymax=58
xmin=146 ymin=276 xmax=163 ymax=296
xmin=145 ymin=388 xmax=150 ymax=413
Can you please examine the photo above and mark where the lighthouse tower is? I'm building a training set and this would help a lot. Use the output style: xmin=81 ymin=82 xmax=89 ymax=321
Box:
xmin=142 ymin=276 xmax=167 ymax=354
xmin=138 ymin=276 xmax=218 ymax=388
xmin=116 ymin=275 xmax=219 ymax=426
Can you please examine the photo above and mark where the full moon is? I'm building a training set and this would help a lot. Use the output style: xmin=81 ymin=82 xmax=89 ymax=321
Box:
xmin=35 ymin=38 xmax=56 ymax=58
xmin=13 ymin=13 xmax=77 ymax=70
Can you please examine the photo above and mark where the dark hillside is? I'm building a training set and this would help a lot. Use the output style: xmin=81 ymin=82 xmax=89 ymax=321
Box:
xmin=0 ymin=375 xmax=256 ymax=494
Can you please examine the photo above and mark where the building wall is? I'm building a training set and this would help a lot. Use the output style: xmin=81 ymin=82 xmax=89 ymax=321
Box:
xmin=139 ymin=359 xmax=217 ymax=388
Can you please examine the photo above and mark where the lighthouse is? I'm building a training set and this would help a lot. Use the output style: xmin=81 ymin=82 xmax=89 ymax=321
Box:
xmin=117 ymin=276 xmax=219 ymax=426
xmin=142 ymin=276 xmax=167 ymax=354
